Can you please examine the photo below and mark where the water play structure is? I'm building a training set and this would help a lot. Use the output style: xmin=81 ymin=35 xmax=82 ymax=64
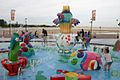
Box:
xmin=19 ymin=33 xmax=35 ymax=57
xmin=1 ymin=33 xmax=28 ymax=76
xmin=53 ymin=5 xmax=80 ymax=51
xmin=81 ymin=33 xmax=91 ymax=49
xmin=51 ymin=69 xmax=91 ymax=80
xmin=69 ymin=50 xmax=102 ymax=70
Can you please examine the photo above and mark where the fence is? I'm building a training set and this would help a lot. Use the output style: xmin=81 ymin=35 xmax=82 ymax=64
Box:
xmin=0 ymin=27 xmax=120 ymax=39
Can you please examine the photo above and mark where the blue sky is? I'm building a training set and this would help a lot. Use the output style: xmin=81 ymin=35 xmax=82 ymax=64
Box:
xmin=0 ymin=0 xmax=120 ymax=27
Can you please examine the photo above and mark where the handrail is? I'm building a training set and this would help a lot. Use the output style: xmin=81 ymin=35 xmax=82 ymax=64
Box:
xmin=0 ymin=50 xmax=9 ymax=53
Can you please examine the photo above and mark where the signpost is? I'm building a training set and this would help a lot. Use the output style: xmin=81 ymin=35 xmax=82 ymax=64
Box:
xmin=90 ymin=10 xmax=96 ymax=37
xmin=25 ymin=18 xmax=27 ymax=31
xmin=10 ymin=9 xmax=16 ymax=35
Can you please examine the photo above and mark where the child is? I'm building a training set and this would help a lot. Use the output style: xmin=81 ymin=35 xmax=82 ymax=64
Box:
xmin=24 ymin=34 xmax=30 ymax=45
xmin=103 ymin=47 xmax=113 ymax=71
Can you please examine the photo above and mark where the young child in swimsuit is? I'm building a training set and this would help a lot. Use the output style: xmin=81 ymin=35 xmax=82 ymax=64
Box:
xmin=103 ymin=47 xmax=113 ymax=71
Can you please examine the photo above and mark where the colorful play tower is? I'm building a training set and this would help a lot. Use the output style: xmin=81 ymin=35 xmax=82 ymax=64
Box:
xmin=1 ymin=33 xmax=28 ymax=76
xmin=53 ymin=5 xmax=80 ymax=51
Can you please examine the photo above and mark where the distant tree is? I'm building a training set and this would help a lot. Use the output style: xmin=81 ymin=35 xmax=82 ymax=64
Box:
xmin=52 ymin=25 xmax=57 ymax=27
xmin=15 ymin=21 xmax=19 ymax=27
xmin=0 ymin=19 xmax=7 ymax=27
xmin=41 ymin=24 xmax=46 ymax=27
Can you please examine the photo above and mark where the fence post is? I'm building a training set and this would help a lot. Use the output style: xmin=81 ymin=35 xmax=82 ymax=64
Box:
xmin=117 ymin=31 xmax=119 ymax=39
xmin=2 ymin=30 xmax=5 ymax=38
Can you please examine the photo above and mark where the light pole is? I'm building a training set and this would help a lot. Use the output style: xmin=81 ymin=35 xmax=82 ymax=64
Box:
xmin=99 ymin=26 xmax=101 ymax=33
xmin=25 ymin=18 xmax=27 ymax=31
xmin=90 ymin=20 xmax=93 ymax=34
xmin=9 ymin=20 xmax=11 ymax=35
xmin=89 ymin=19 xmax=94 ymax=38
xmin=90 ymin=10 xmax=96 ymax=38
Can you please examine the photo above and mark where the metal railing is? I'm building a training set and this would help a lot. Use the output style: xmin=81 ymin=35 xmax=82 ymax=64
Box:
xmin=0 ymin=27 xmax=120 ymax=38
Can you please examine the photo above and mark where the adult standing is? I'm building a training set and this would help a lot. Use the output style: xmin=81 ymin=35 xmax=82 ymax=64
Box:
xmin=34 ymin=30 xmax=39 ymax=38
xmin=81 ymin=29 xmax=84 ymax=38
xmin=42 ymin=29 xmax=47 ymax=36
xmin=42 ymin=29 xmax=48 ymax=45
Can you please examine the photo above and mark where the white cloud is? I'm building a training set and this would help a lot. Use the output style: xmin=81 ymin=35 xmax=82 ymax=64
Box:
xmin=0 ymin=0 xmax=120 ymax=27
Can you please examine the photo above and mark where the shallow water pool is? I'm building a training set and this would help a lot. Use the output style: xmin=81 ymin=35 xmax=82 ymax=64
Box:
xmin=0 ymin=42 xmax=120 ymax=80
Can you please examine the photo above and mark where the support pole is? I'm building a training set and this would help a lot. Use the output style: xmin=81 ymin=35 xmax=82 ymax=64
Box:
xmin=25 ymin=18 xmax=27 ymax=31
xmin=90 ymin=20 xmax=93 ymax=38
xmin=9 ymin=20 xmax=11 ymax=35
xmin=90 ymin=20 xmax=93 ymax=34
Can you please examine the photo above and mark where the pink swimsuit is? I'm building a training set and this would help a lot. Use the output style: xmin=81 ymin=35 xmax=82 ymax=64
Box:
xmin=104 ymin=54 xmax=112 ymax=62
